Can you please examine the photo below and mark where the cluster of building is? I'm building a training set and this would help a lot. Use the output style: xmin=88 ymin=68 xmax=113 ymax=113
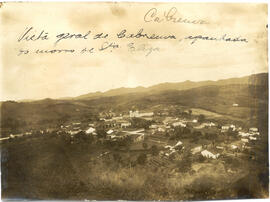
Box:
xmin=143 ymin=113 xmax=261 ymax=161
xmin=1 ymin=107 xmax=261 ymax=164
xmin=161 ymin=141 xmax=184 ymax=157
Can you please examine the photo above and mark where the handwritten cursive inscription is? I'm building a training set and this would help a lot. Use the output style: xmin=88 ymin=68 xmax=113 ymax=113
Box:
xmin=18 ymin=27 xmax=49 ymax=42
xmin=16 ymin=26 xmax=249 ymax=57
xmin=55 ymin=31 xmax=91 ymax=45
xmin=127 ymin=43 xmax=160 ymax=56
xmin=185 ymin=34 xmax=248 ymax=44
xmin=144 ymin=7 xmax=208 ymax=25
xmin=35 ymin=49 xmax=75 ymax=54
xmin=117 ymin=28 xmax=176 ymax=40
xmin=99 ymin=41 xmax=119 ymax=51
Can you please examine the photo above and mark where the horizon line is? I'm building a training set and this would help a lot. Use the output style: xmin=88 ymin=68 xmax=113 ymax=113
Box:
xmin=1 ymin=71 xmax=268 ymax=102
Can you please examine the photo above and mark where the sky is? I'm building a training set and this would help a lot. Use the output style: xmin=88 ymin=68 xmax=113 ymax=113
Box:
xmin=0 ymin=2 xmax=268 ymax=100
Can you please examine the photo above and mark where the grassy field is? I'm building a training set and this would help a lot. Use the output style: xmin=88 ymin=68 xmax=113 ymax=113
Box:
xmin=190 ymin=107 xmax=247 ymax=122
xmin=1 ymin=132 xmax=268 ymax=200
xmin=191 ymin=108 xmax=223 ymax=118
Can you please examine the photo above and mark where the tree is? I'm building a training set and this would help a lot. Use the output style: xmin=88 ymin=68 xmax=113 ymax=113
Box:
xmin=113 ymin=153 xmax=122 ymax=162
xmin=198 ymin=114 xmax=206 ymax=123
xmin=227 ymin=128 xmax=238 ymax=138
xmin=188 ymin=109 xmax=192 ymax=115
xmin=142 ymin=142 xmax=148 ymax=150
xmin=181 ymin=111 xmax=189 ymax=118
xmin=131 ymin=117 xmax=152 ymax=129
xmin=183 ymin=127 xmax=191 ymax=135
xmin=96 ymin=128 xmax=106 ymax=139
xmin=177 ymin=152 xmax=192 ymax=173
xmin=137 ymin=153 xmax=147 ymax=165
xmin=76 ymin=131 xmax=88 ymax=142
xmin=150 ymin=145 xmax=159 ymax=156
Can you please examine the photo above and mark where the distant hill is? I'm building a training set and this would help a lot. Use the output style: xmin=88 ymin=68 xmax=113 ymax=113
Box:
xmin=75 ymin=87 xmax=148 ymax=100
xmin=74 ymin=73 xmax=268 ymax=100
xmin=77 ymin=83 xmax=267 ymax=117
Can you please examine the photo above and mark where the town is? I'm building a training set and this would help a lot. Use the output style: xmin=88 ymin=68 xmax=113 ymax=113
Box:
xmin=1 ymin=104 xmax=262 ymax=176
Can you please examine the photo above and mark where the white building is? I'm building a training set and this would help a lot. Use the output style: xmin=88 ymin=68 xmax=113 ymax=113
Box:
xmin=174 ymin=141 xmax=183 ymax=148
xmin=165 ymin=145 xmax=173 ymax=150
xmin=129 ymin=110 xmax=140 ymax=118
xmin=69 ymin=130 xmax=82 ymax=135
xmin=249 ymin=128 xmax=259 ymax=133
xmin=112 ymin=116 xmax=123 ymax=120
xmin=86 ymin=127 xmax=96 ymax=134
xmin=191 ymin=146 xmax=202 ymax=154
xmin=231 ymin=145 xmax=238 ymax=150
xmin=221 ymin=125 xmax=236 ymax=132
xmin=238 ymin=131 xmax=253 ymax=137
xmin=121 ymin=122 xmax=131 ymax=128
xmin=129 ymin=110 xmax=154 ymax=118
xmin=172 ymin=122 xmax=186 ymax=127
xmin=108 ymin=134 xmax=116 ymax=139
xmin=201 ymin=150 xmax=220 ymax=159
xmin=139 ymin=112 xmax=154 ymax=117
xmin=249 ymin=137 xmax=257 ymax=141
xmin=203 ymin=122 xmax=216 ymax=127
xmin=106 ymin=129 xmax=114 ymax=135
xmin=149 ymin=124 xmax=158 ymax=129
xmin=241 ymin=138 xmax=249 ymax=143
xmin=158 ymin=127 xmax=166 ymax=132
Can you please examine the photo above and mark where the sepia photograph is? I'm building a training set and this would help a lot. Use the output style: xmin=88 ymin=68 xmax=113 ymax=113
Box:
xmin=0 ymin=1 xmax=269 ymax=201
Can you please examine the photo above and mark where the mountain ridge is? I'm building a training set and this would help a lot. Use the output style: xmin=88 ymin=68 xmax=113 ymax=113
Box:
xmin=72 ymin=72 xmax=268 ymax=101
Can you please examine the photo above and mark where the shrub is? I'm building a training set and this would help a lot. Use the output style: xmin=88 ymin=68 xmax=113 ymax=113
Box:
xmin=137 ymin=153 xmax=147 ymax=165
xmin=150 ymin=145 xmax=159 ymax=156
